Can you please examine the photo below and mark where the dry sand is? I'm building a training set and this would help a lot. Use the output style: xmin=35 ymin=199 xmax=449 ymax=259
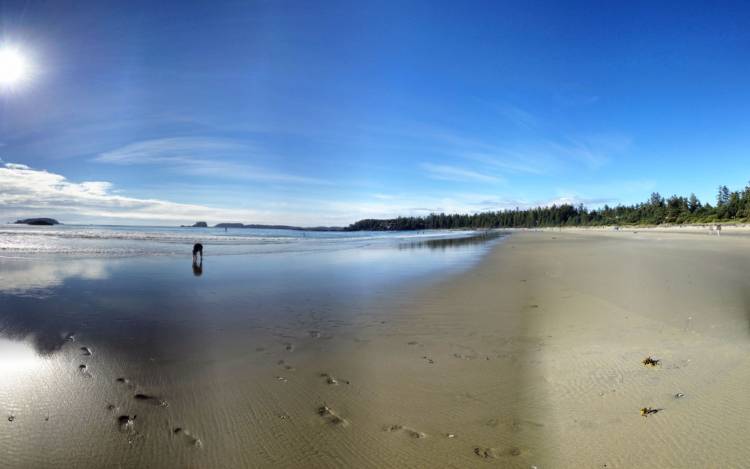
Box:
xmin=4 ymin=230 xmax=750 ymax=468
xmin=252 ymin=230 xmax=750 ymax=468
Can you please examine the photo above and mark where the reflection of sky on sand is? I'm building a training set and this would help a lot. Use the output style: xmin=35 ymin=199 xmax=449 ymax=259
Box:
xmin=0 ymin=233 xmax=503 ymax=358
xmin=397 ymin=231 xmax=503 ymax=251
xmin=0 ymin=339 xmax=43 ymax=374
xmin=0 ymin=233 xmax=504 ymax=467
xmin=0 ymin=257 xmax=110 ymax=295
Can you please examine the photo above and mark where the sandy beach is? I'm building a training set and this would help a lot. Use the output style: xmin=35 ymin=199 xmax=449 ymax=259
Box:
xmin=272 ymin=229 xmax=750 ymax=468
xmin=2 ymin=230 xmax=750 ymax=468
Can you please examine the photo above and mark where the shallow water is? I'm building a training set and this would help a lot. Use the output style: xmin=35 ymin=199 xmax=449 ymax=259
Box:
xmin=0 ymin=227 xmax=503 ymax=468
xmin=0 ymin=224 xmax=482 ymax=256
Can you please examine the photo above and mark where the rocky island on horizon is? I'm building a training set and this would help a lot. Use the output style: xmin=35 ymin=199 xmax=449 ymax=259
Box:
xmin=14 ymin=218 xmax=61 ymax=226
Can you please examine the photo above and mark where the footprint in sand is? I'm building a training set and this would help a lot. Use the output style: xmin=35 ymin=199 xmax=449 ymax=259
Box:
xmin=277 ymin=360 xmax=295 ymax=371
xmin=117 ymin=415 xmax=143 ymax=444
xmin=116 ymin=378 xmax=137 ymax=390
xmin=133 ymin=393 xmax=169 ymax=407
xmin=383 ymin=424 xmax=426 ymax=439
xmin=78 ymin=364 xmax=92 ymax=378
xmin=320 ymin=373 xmax=350 ymax=385
xmin=473 ymin=446 xmax=522 ymax=459
xmin=452 ymin=353 xmax=477 ymax=360
xmin=80 ymin=346 xmax=92 ymax=356
xmin=275 ymin=375 xmax=288 ymax=383
xmin=421 ymin=356 xmax=435 ymax=364
xmin=117 ymin=415 xmax=136 ymax=432
xmin=173 ymin=427 xmax=203 ymax=448
xmin=474 ymin=447 xmax=499 ymax=459
xmin=317 ymin=404 xmax=349 ymax=427
xmin=284 ymin=343 xmax=295 ymax=352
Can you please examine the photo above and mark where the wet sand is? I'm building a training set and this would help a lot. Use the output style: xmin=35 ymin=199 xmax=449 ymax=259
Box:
xmin=2 ymin=231 xmax=750 ymax=467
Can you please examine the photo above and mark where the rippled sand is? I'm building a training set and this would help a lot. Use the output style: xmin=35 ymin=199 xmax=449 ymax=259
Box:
xmin=2 ymin=231 xmax=750 ymax=467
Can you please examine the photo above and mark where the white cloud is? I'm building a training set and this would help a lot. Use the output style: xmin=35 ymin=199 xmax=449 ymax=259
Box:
xmin=4 ymin=163 xmax=30 ymax=170
xmin=0 ymin=162 xmax=271 ymax=224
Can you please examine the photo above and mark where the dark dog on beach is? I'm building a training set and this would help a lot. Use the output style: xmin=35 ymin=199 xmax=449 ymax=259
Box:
xmin=192 ymin=243 xmax=203 ymax=262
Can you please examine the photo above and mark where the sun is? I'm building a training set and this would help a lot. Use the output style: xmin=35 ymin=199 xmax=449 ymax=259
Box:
xmin=0 ymin=45 xmax=30 ymax=89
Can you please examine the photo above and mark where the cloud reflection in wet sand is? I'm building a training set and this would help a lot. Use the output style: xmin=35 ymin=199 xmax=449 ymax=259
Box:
xmin=0 ymin=257 xmax=110 ymax=296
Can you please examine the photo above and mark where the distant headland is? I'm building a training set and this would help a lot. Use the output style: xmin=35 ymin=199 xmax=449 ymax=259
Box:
xmin=14 ymin=218 xmax=60 ymax=226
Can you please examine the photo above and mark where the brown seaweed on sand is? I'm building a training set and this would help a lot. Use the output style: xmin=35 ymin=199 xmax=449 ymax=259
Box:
xmin=641 ymin=356 xmax=660 ymax=367
xmin=640 ymin=407 xmax=662 ymax=417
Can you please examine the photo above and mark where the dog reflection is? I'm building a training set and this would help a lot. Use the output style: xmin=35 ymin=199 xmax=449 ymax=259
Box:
xmin=192 ymin=259 xmax=203 ymax=276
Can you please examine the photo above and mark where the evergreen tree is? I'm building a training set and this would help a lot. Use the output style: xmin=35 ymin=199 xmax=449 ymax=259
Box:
xmin=717 ymin=185 xmax=730 ymax=206
xmin=687 ymin=193 xmax=701 ymax=212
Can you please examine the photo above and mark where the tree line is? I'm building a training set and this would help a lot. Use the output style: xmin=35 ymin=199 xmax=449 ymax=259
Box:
xmin=345 ymin=184 xmax=750 ymax=231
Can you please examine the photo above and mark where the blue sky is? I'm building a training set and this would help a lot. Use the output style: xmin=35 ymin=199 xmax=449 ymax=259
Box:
xmin=1 ymin=0 xmax=750 ymax=225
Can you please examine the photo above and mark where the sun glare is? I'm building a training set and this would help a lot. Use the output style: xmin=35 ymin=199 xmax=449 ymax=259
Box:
xmin=0 ymin=45 xmax=30 ymax=89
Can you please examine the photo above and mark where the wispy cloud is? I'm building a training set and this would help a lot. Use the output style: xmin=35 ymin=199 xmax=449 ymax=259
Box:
xmin=548 ymin=134 xmax=632 ymax=169
xmin=461 ymin=150 xmax=549 ymax=174
xmin=368 ymin=118 xmax=631 ymax=176
xmin=95 ymin=137 xmax=242 ymax=165
xmin=95 ymin=137 xmax=329 ymax=185
xmin=420 ymin=163 xmax=504 ymax=183
xmin=496 ymin=104 xmax=538 ymax=129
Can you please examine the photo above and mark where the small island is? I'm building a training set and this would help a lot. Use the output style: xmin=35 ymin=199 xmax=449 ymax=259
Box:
xmin=14 ymin=218 xmax=60 ymax=226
